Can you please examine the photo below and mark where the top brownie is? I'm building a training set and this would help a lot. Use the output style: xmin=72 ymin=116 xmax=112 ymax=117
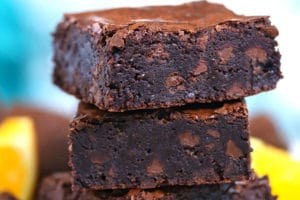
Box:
xmin=53 ymin=1 xmax=281 ymax=112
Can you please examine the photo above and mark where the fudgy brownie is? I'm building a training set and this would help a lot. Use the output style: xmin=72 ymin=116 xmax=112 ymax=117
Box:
xmin=69 ymin=100 xmax=251 ymax=190
xmin=53 ymin=1 xmax=281 ymax=112
xmin=37 ymin=172 xmax=276 ymax=200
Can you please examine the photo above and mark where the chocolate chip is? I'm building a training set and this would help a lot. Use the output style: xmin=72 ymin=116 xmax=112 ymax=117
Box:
xmin=147 ymin=159 xmax=164 ymax=175
xmin=165 ymin=73 xmax=185 ymax=94
xmin=207 ymin=129 xmax=220 ymax=138
xmin=217 ymin=47 xmax=234 ymax=64
xmin=179 ymin=131 xmax=200 ymax=147
xmin=246 ymin=47 xmax=267 ymax=63
xmin=192 ymin=59 xmax=208 ymax=75
xmin=165 ymin=73 xmax=184 ymax=88
xmin=226 ymin=140 xmax=243 ymax=158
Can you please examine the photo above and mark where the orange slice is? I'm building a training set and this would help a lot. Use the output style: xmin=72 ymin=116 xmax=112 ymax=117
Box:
xmin=0 ymin=117 xmax=37 ymax=200
xmin=251 ymin=137 xmax=300 ymax=199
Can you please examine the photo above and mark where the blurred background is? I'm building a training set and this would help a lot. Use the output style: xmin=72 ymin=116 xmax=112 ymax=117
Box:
xmin=0 ymin=0 xmax=299 ymax=157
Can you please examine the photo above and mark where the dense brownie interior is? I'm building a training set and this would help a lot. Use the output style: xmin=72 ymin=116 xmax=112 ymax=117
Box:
xmin=69 ymin=100 xmax=251 ymax=190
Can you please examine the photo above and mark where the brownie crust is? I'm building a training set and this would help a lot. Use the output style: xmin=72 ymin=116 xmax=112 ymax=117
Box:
xmin=37 ymin=172 xmax=276 ymax=200
xmin=69 ymin=100 xmax=251 ymax=190
xmin=53 ymin=1 xmax=281 ymax=111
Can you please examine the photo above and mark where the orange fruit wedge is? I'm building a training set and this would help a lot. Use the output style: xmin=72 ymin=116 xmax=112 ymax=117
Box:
xmin=0 ymin=117 xmax=37 ymax=200
xmin=251 ymin=137 xmax=300 ymax=199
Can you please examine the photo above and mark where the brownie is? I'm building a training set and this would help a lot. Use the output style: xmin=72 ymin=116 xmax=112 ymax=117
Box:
xmin=53 ymin=1 xmax=281 ymax=112
xmin=250 ymin=114 xmax=287 ymax=150
xmin=37 ymin=172 xmax=276 ymax=200
xmin=70 ymin=100 xmax=251 ymax=190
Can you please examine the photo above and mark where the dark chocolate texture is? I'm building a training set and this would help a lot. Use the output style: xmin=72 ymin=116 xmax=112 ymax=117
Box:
xmin=53 ymin=1 xmax=281 ymax=111
xmin=69 ymin=100 xmax=251 ymax=190
xmin=37 ymin=172 xmax=276 ymax=200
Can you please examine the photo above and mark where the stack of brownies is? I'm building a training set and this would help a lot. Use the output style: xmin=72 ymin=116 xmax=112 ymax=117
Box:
xmin=42 ymin=1 xmax=282 ymax=199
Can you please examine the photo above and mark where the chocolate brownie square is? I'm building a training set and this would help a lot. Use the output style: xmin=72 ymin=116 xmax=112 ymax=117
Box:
xmin=53 ymin=1 xmax=281 ymax=111
xmin=69 ymin=100 xmax=251 ymax=190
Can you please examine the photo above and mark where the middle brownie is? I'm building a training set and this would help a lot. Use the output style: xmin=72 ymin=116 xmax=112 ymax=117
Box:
xmin=69 ymin=100 xmax=251 ymax=190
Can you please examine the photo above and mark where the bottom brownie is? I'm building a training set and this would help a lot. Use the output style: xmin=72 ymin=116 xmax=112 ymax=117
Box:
xmin=37 ymin=172 xmax=276 ymax=200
